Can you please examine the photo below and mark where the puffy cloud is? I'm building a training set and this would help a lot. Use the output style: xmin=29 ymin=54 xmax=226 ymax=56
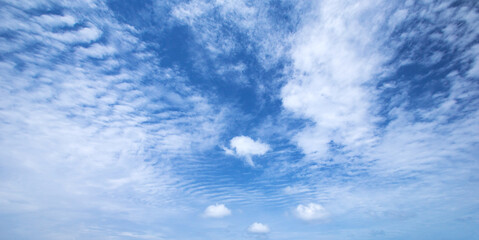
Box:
xmin=294 ymin=203 xmax=328 ymax=221
xmin=223 ymin=136 xmax=270 ymax=166
xmin=203 ymin=204 xmax=231 ymax=218
xmin=230 ymin=136 xmax=270 ymax=156
xmin=248 ymin=222 xmax=270 ymax=233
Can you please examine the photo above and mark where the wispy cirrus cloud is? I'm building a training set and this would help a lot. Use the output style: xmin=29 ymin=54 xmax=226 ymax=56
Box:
xmin=0 ymin=0 xmax=226 ymax=239
xmin=170 ymin=0 xmax=296 ymax=79
xmin=277 ymin=0 xmax=479 ymax=232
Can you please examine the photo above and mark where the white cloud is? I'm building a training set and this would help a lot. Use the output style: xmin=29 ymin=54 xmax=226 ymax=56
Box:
xmin=76 ymin=43 xmax=117 ymax=58
xmin=35 ymin=14 xmax=76 ymax=27
xmin=203 ymin=204 xmax=231 ymax=218
xmin=230 ymin=136 xmax=270 ymax=156
xmin=281 ymin=0 xmax=396 ymax=160
xmin=277 ymin=0 xmax=479 ymax=228
xmin=223 ymin=136 xmax=270 ymax=166
xmin=248 ymin=222 xmax=270 ymax=233
xmin=222 ymin=145 xmax=235 ymax=156
xmin=294 ymin=203 xmax=328 ymax=221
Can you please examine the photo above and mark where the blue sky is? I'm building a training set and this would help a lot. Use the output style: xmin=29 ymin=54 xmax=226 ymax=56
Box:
xmin=0 ymin=0 xmax=478 ymax=239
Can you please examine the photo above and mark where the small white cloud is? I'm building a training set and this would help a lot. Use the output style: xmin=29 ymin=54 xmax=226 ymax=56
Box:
xmin=294 ymin=203 xmax=328 ymax=221
xmin=230 ymin=136 xmax=270 ymax=156
xmin=248 ymin=222 xmax=270 ymax=234
xmin=203 ymin=204 xmax=231 ymax=218
xmin=223 ymin=136 xmax=270 ymax=167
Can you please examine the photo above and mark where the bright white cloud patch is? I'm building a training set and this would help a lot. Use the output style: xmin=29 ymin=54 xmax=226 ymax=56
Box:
xmin=230 ymin=136 xmax=270 ymax=156
xmin=281 ymin=0 xmax=393 ymax=160
xmin=248 ymin=222 xmax=270 ymax=233
xmin=224 ymin=136 xmax=270 ymax=166
xmin=203 ymin=204 xmax=231 ymax=218
xmin=294 ymin=203 xmax=328 ymax=221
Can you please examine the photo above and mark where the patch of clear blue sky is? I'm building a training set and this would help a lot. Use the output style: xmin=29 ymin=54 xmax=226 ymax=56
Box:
xmin=108 ymin=0 xmax=306 ymax=183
